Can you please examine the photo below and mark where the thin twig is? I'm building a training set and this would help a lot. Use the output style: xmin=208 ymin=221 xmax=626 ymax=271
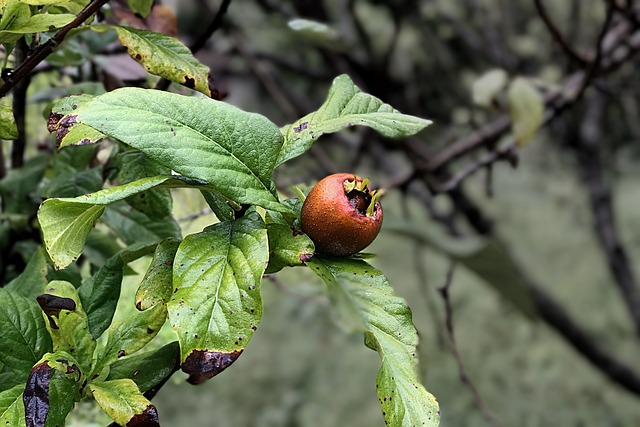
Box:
xmin=0 ymin=0 xmax=111 ymax=99
xmin=533 ymin=0 xmax=591 ymax=64
xmin=438 ymin=262 xmax=507 ymax=427
xmin=10 ymin=39 xmax=30 ymax=168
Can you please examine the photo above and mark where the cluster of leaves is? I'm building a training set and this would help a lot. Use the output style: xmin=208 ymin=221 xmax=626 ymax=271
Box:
xmin=0 ymin=2 xmax=443 ymax=426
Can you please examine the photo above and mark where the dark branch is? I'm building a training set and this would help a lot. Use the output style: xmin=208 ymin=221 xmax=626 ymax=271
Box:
xmin=438 ymin=262 xmax=507 ymax=427
xmin=533 ymin=0 xmax=591 ymax=65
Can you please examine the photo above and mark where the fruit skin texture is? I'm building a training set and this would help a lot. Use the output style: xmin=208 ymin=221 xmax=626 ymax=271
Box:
xmin=300 ymin=173 xmax=383 ymax=257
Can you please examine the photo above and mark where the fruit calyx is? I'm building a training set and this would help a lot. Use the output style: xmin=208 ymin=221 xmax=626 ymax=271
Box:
xmin=343 ymin=176 xmax=383 ymax=217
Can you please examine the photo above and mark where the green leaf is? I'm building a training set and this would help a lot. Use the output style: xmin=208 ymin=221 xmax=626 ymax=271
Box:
xmin=38 ymin=281 xmax=95 ymax=373
xmin=24 ymin=351 xmax=82 ymax=427
xmin=107 ymin=341 xmax=179 ymax=393
xmin=90 ymin=379 xmax=159 ymax=426
xmin=200 ymin=190 xmax=235 ymax=222
xmin=0 ymin=2 xmax=75 ymax=44
xmin=116 ymin=150 xmax=173 ymax=219
xmin=93 ymin=304 xmax=166 ymax=374
xmin=307 ymin=257 xmax=440 ymax=427
xmin=508 ymin=77 xmax=544 ymax=147
xmin=5 ymin=247 xmax=48 ymax=299
xmin=0 ymin=385 xmax=25 ymax=426
xmin=19 ymin=0 xmax=88 ymax=14
xmin=64 ymin=88 xmax=287 ymax=211
xmin=136 ymin=237 xmax=181 ymax=311
xmin=111 ymin=26 xmax=210 ymax=96
xmin=38 ymin=201 xmax=105 ymax=270
xmin=265 ymin=223 xmax=314 ymax=274
xmin=0 ymin=289 xmax=53 ymax=389
xmin=40 ymin=167 xmax=104 ymax=198
xmin=168 ymin=211 xmax=267 ymax=384
xmin=0 ymin=104 xmax=17 ymax=139
xmin=101 ymin=202 xmax=181 ymax=247
xmin=37 ymin=175 xmax=205 ymax=269
xmin=79 ymin=244 xmax=156 ymax=340
xmin=125 ymin=0 xmax=154 ymax=17
xmin=277 ymin=74 xmax=432 ymax=166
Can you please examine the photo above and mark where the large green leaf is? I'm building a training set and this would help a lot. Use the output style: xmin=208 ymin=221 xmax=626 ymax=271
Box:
xmin=168 ymin=212 xmax=268 ymax=384
xmin=307 ymin=257 xmax=440 ymax=427
xmin=90 ymin=379 xmax=159 ymax=426
xmin=62 ymin=88 xmax=286 ymax=211
xmin=38 ymin=175 xmax=208 ymax=269
xmin=38 ymin=281 xmax=95 ymax=373
xmin=0 ymin=289 xmax=52 ymax=390
xmin=0 ymin=385 xmax=25 ymax=426
xmin=112 ymin=26 xmax=210 ymax=96
xmin=23 ymin=351 xmax=82 ymax=427
xmin=93 ymin=304 xmax=166 ymax=375
xmin=277 ymin=74 xmax=432 ymax=166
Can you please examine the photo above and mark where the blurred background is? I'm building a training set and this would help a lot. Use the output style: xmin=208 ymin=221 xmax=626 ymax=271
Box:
xmin=20 ymin=0 xmax=640 ymax=425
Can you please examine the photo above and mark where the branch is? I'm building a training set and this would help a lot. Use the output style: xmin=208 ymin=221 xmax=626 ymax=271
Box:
xmin=574 ymin=91 xmax=640 ymax=335
xmin=533 ymin=0 xmax=591 ymax=64
xmin=438 ymin=262 xmax=507 ymax=427
xmin=425 ymin=17 xmax=640 ymax=174
xmin=0 ymin=0 xmax=111 ymax=99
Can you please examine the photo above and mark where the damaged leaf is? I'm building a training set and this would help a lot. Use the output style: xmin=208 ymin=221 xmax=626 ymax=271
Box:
xmin=90 ymin=379 xmax=159 ymax=427
xmin=23 ymin=351 xmax=82 ymax=427
xmin=168 ymin=212 xmax=268 ymax=384
xmin=113 ymin=26 xmax=210 ymax=96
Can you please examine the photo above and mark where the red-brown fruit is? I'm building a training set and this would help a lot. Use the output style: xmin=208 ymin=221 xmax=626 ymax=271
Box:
xmin=300 ymin=173 xmax=383 ymax=257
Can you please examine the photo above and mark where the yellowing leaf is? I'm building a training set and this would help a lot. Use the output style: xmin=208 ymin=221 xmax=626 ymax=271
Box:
xmin=508 ymin=77 xmax=544 ymax=147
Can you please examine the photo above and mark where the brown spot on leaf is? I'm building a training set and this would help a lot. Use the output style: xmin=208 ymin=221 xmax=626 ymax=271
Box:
xmin=37 ymin=294 xmax=76 ymax=329
xmin=183 ymin=76 xmax=195 ymax=89
xmin=293 ymin=122 xmax=308 ymax=133
xmin=290 ymin=226 xmax=304 ymax=236
xmin=127 ymin=404 xmax=160 ymax=427
xmin=118 ymin=350 xmax=126 ymax=358
xmin=55 ymin=114 xmax=78 ymax=148
xmin=181 ymin=349 xmax=243 ymax=385
xmin=135 ymin=54 xmax=142 ymax=60
xmin=24 ymin=361 xmax=52 ymax=427
xmin=47 ymin=113 xmax=63 ymax=133
xmin=299 ymin=253 xmax=313 ymax=263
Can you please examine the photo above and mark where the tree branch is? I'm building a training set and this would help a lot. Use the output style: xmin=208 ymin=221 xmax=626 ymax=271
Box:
xmin=533 ymin=0 xmax=591 ymax=64
xmin=0 ymin=0 xmax=111 ymax=99
xmin=438 ymin=262 xmax=507 ymax=427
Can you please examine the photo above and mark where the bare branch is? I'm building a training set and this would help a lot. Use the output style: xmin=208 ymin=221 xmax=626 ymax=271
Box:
xmin=438 ymin=262 xmax=507 ymax=427
xmin=533 ymin=0 xmax=591 ymax=64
